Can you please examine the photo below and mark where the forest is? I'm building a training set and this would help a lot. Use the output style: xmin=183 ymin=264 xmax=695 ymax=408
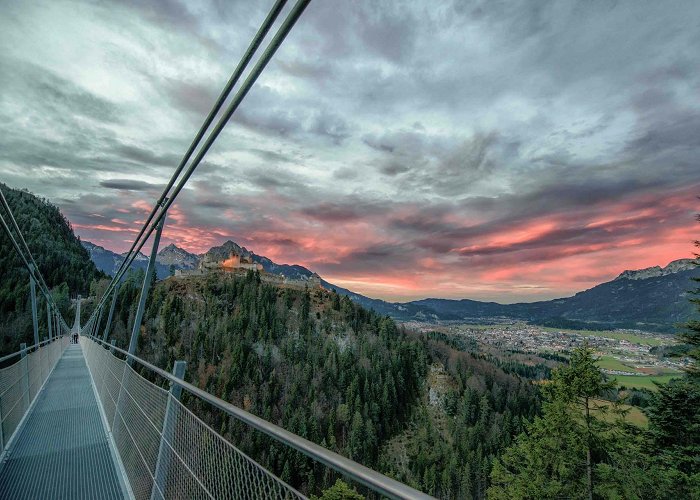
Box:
xmin=93 ymin=270 xmax=540 ymax=497
xmin=0 ymin=183 xmax=102 ymax=355
xmin=98 ymin=266 xmax=699 ymax=499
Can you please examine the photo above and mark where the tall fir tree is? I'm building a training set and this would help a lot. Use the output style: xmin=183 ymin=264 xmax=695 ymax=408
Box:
xmin=488 ymin=346 xmax=616 ymax=500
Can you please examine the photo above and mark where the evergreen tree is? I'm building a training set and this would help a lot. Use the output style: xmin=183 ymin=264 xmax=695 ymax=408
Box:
xmin=680 ymin=220 xmax=700 ymax=379
xmin=557 ymin=345 xmax=615 ymax=499
xmin=0 ymin=183 xmax=103 ymax=353
xmin=311 ymin=479 xmax=363 ymax=500
xmin=488 ymin=346 xmax=615 ymax=499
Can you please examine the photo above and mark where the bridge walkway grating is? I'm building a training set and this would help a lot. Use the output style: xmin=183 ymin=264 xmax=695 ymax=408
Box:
xmin=0 ymin=343 xmax=127 ymax=499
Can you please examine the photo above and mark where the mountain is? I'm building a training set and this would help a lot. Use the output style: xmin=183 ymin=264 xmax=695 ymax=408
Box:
xmin=202 ymin=240 xmax=249 ymax=261
xmin=402 ymin=261 xmax=700 ymax=332
xmin=105 ymin=266 xmax=539 ymax=499
xmin=615 ymin=258 xmax=695 ymax=281
xmin=82 ymin=241 xmax=187 ymax=279
xmin=82 ymin=241 xmax=123 ymax=277
xmin=197 ymin=243 xmax=699 ymax=331
xmin=157 ymin=243 xmax=198 ymax=270
xmin=0 ymin=184 xmax=103 ymax=353
xmin=205 ymin=240 xmax=319 ymax=281
xmin=83 ymin=237 xmax=700 ymax=332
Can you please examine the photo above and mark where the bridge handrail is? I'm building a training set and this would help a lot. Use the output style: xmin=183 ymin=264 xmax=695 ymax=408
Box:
xmin=0 ymin=335 xmax=70 ymax=458
xmin=84 ymin=334 xmax=434 ymax=500
xmin=0 ymin=335 xmax=67 ymax=365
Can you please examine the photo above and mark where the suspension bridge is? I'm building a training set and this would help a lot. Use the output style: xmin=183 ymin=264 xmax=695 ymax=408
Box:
xmin=0 ymin=1 xmax=434 ymax=498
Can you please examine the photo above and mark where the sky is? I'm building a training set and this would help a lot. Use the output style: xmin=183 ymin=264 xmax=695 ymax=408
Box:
xmin=1 ymin=0 xmax=699 ymax=303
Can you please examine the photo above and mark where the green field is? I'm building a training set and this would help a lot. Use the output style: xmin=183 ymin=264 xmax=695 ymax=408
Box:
xmin=596 ymin=355 xmax=638 ymax=373
xmin=611 ymin=373 xmax=680 ymax=391
xmin=592 ymin=399 xmax=648 ymax=427
xmin=543 ymin=327 xmax=668 ymax=346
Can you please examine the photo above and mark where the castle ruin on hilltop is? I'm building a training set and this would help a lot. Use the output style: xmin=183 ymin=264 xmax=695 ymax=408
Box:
xmin=174 ymin=249 xmax=322 ymax=290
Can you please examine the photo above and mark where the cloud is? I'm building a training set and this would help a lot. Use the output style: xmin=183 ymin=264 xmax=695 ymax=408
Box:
xmin=112 ymin=144 xmax=181 ymax=168
xmin=2 ymin=0 xmax=700 ymax=302
xmin=99 ymin=179 xmax=158 ymax=191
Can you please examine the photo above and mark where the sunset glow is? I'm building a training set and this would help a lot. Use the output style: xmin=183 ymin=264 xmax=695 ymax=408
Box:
xmin=2 ymin=1 xmax=699 ymax=303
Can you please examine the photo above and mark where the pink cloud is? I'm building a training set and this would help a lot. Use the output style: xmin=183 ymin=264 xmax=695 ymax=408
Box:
xmin=70 ymin=183 xmax=699 ymax=303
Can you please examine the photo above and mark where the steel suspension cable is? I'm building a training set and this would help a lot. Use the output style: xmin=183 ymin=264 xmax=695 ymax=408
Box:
xmin=0 ymin=190 xmax=67 ymax=334
xmin=102 ymin=0 xmax=288 ymax=300
xmin=87 ymin=0 xmax=311 ymax=323
xmin=0 ymin=203 xmax=68 ymax=331
xmin=0 ymin=188 xmax=53 ymax=298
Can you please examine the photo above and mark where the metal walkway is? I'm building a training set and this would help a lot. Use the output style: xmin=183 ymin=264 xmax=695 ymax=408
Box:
xmin=0 ymin=343 xmax=127 ymax=499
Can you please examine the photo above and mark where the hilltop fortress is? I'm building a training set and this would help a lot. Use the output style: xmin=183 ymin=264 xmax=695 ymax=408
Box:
xmin=174 ymin=246 xmax=322 ymax=290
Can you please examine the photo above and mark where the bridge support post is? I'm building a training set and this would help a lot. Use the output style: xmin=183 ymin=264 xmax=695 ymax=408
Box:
xmin=0 ymin=389 xmax=3 ymax=453
xmin=46 ymin=303 xmax=53 ymax=341
xmin=103 ymin=285 xmax=120 ymax=341
xmin=20 ymin=343 xmax=29 ymax=411
xmin=127 ymin=215 xmax=165 ymax=366
xmin=151 ymin=360 xmax=186 ymax=500
xmin=29 ymin=266 xmax=39 ymax=347
xmin=110 ymin=339 xmax=116 ymax=354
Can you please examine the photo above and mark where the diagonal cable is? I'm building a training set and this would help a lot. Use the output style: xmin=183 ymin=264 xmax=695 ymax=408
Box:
xmin=0 ymin=188 xmax=68 ymax=329
xmin=104 ymin=0 xmax=289 ymax=298
xmin=88 ymin=0 xmax=311 ymax=322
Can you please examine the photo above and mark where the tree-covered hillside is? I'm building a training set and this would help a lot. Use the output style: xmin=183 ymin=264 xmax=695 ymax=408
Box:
xmin=102 ymin=270 xmax=541 ymax=498
xmin=0 ymin=183 xmax=103 ymax=353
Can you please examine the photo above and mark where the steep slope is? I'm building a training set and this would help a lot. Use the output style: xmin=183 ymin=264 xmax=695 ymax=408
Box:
xmin=615 ymin=258 xmax=695 ymax=281
xmin=206 ymin=240 xmax=322 ymax=281
xmin=157 ymin=243 xmax=198 ymax=270
xmin=0 ymin=184 xmax=103 ymax=352
xmin=104 ymin=270 xmax=539 ymax=499
xmin=533 ymin=267 xmax=698 ymax=329
xmin=106 ymin=272 xmax=428 ymax=496
xmin=81 ymin=241 xmax=123 ymax=276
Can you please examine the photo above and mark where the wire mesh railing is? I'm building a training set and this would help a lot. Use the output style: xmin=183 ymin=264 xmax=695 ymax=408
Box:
xmin=0 ymin=335 xmax=70 ymax=456
xmin=82 ymin=335 xmax=434 ymax=500
xmin=82 ymin=336 xmax=306 ymax=500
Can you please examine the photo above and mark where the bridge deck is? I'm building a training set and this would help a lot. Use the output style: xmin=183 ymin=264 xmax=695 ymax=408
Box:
xmin=0 ymin=343 xmax=127 ymax=499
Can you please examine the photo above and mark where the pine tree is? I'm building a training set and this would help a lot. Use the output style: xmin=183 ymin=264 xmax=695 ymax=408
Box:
xmin=680 ymin=218 xmax=700 ymax=379
xmin=311 ymin=479 xmax=363 ymax=500
xmin=488 ymin=345 xmax=614 ymax=500
xmin=557 ymin=345 xmax=615 ymax=500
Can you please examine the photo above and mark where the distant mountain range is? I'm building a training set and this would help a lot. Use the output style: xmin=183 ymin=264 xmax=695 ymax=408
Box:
xmin=81 ymin=239 xmax=320 ymax=282
xmin=82 ymin=240 xmax=699 ymax=333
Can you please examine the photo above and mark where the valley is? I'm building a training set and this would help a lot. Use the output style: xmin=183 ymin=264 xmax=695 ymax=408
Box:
xmin=404 ymin=320 xmax=688 ymax=391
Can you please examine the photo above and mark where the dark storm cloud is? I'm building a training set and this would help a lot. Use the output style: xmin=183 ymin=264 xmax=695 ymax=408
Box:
xmin=245 ymin=167 xmax=307 ymax=191
xmin=236 ymin=108 xmax=302 ymax=138
xmin=300 ymin=199 xmax=389 ymax=223
xmin=99 ymin=179 xmax=157 ymax=191
xmin=113 ymin=144 xmax=181 ymax=168
xmin=365 ymin=129 xmax=507 ymax=196
xmin=235 ymin=93 xmax=353 ymax=144
xmin=276 ymin=59 xmax=334 ymax=81
xmin=308 ymin=109 xmax=352 ymax=144
xmin=248 ymin=148 xmax=294 ymax=164
xmin=625 ymin=109 xmax=700 ymax=164
xmin=322 ymin=242 xmax=418 ymax=274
